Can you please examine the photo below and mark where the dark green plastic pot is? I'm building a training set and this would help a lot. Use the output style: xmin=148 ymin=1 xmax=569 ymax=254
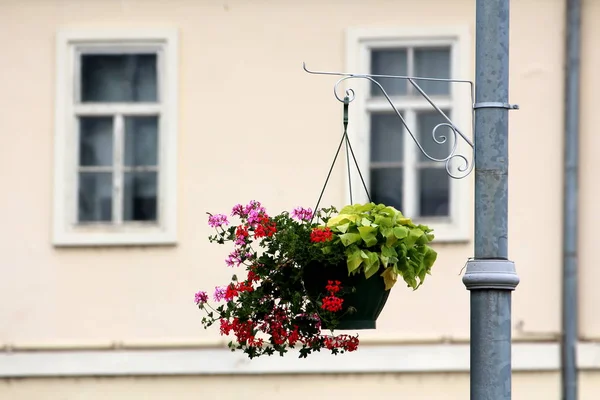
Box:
xmin=302 ymin=261 xmax=390 ymax=330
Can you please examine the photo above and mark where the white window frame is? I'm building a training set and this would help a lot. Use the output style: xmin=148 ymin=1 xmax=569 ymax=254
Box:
xmin=53 ymin=29 xmax=179 ymax=246
xmin=345 ymin=27 xmax=472 ymax=242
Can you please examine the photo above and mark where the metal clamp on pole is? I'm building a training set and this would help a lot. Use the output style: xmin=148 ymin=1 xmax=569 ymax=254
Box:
xmin=473 ymin=102 xmax=520 ymax=110
xmin=462 ymin=259 xmax=520 ymax=291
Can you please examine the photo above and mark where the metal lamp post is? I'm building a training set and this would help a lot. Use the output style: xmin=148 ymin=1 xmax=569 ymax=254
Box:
xmin=462 ymin=1 xmax=520 ymax=399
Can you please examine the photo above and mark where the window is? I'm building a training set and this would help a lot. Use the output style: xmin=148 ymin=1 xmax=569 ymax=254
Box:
xmin=346 ymin=28 xmax=471 ymax=242
xmin=53 ymin=30 xmax=178 ymax=246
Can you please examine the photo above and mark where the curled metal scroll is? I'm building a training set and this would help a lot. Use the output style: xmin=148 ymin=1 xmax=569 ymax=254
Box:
xmin=303 ymin=62 xmax=475 ymax=179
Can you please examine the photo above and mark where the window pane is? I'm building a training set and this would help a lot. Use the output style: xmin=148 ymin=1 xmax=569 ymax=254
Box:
xmin=417 ymin=111 xmax=452 ymax=162
xmin=370 ymin=168 xmax=403 ymax=211
xmin=78 ymin=172 xmax=112 ymax=222
xmin=124 ymin=172 xmax=158 ymax=222
xmin=419 ymin=168 xmax=449 ymax=217
xmin=370 ymin=114 xmax=404 ymax=162
xmin=79 ymin=117 xmax=113 ymax=166
xmin=414 ymin=48 xmax=451 ymax=95
xmin=124 ymin=116 xmax=159 ymax=166
xmin=81 ymin=54 xmax=157 ymax=103
xmin=371 ymin=49 xmax=408 ymax=96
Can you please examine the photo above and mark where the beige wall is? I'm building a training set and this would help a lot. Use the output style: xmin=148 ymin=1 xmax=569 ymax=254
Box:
xmin=0 ymin=373 xmax=563 ymax=400
xmin=0 ymin=0 xmax=570 ymax=348
xmin=7 ymin=372 xmax=600 ymax=400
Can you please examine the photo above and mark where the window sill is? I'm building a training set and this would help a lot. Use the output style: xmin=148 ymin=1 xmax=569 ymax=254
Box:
xmin=415 ymin=218 xmax=470 ymax=244
xmin=53 ymin=228 xmax=177 ymax=247
xmin=0 ymin=342 xmax=569 ymax=377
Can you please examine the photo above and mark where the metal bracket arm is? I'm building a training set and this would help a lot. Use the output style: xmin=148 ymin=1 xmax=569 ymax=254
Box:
xmin=303 ymin=62 xmax=520 ymax=179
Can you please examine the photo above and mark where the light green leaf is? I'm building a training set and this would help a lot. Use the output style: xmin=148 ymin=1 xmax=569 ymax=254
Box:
xmin=386 ymin=235 xmax=398 ymax=247
xmin=381 ymin=206 xmax=399 ymax=217
xmin=423 ymin=246 xmax=438 ymax=268
xmin=374 ymin=214 xmax=393 ymax=227
xmin=393 ymin=226 xmax=409 ymax=239
xmin=327 ymin=214 xmax=356 ymax=227
xmin=364 ymin=260 xmax=380 ymax=279
xmin=339 ymin=232 xmax=362 ymax=247
xmin=357 ymin=225 xmax=378 ymax=247
xmin=399 ymin=261 xmax=418 ymax=289
xmin=380 ymin=266 xmax=398 ymax=290
xmin=339 ymin=203 xmax=374 ymax=215
xmin=404 ymin=228 xmax=424 ymax=248
xmin=381 ymin=245 xmax=398 ymax=258
xmin=363 ymin=249 xmax=379 ymax=267
xmin=379 ymin=254 xmax=389 ymax=268
xmin=397 ymin=217 xmax=413 ymax=226
xmin=336 ymin=222 xmax=350 ymax=233
xmin=347 ymin=248 xmax=363 ymax=273
xmin=357 ymin=203 xmax=376 ymax=213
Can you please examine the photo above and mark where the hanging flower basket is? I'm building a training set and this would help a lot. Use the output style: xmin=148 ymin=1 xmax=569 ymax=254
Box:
xmin=195 ymin=201 xmax=438 ymax=359
xmin=194 ymin=94 xmax=438 ymax=358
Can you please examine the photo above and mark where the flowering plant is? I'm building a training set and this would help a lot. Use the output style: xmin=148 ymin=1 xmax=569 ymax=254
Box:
xmin=195 ymin=201 xmax=437 ymax=359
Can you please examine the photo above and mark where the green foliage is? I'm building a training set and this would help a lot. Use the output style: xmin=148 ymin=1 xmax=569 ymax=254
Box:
xmin=322 ymin=203 xmax=437 ymax=290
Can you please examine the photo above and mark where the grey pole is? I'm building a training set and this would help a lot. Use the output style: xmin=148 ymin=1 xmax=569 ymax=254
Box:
xmin=462 ymin=0 xmax=520 ymax=399
xmin=562 ymin=0 xmax=581 ymax=398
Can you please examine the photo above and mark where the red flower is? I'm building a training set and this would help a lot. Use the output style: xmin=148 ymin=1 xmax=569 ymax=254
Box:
xmin=248 ymin=337 xmax=264 ymax=348
xmin=224 ymin=280 xmax=255 ymax=302
xmin=325 ymin=280 xmax=341 ymax=294
xmin=310 ymin=227 xmax=333 ymax=243
xmin=343 ymin=336 xmax=360 ymax=352
xmin=321 ymin=334 xmax=359 ymax=352
xmin=321 ymin=280 xmax=344 ymax=312
xmin=321 ymin=295 xmax=344 ymax=312
xmin=219 ymin=319 xmax=232 ymax=335
xmin=254 ymin=215 xmax=277 ymax=238
xmin=225 ymin=284 xmax=239 ymax=301
xmin=288 ymin=326 xmax=300 ymax=346
xmin=231 ymin=318 xmax=255 ymax=343
xmin=237 ymin=281 xmax=254 ymax=293
xmin=247 ymin=270 xmax=260 ymax=282
xmin=236 ymin=225 xmax=249 ymax=238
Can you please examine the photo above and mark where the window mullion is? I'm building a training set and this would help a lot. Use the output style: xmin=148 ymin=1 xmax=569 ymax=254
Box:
xmin=404 ymin=110 xmax=418 ymax=217
xmin=407 ymin=47 xmax=414 ymax=96
xmin=113 ymin=114 xmax=125 ymax=225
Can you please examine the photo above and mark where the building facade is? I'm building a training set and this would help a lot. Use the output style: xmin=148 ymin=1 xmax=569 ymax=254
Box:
xmin=1 ymin=0 xmax=599 ymax=398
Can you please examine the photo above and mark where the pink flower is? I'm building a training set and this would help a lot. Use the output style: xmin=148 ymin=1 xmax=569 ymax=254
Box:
xmin=291 ymin=207 xmax=313 ymax=222
xmin=247 ymin=209 xmax=262 ymax=225
xmin=194 ymin=291 xmax=208 ymax=306
xmin=231 ymin=204 xmax=245 ymax=217
xmin=208 ymin=214 xmax=229 ymax=228
xmin=213 ymin=286 xmax=227 ymax=302
xmin=225 ymin=249 xmax=243 ymax=267
xmin=244 ymin=200 xmax=266 ymax=216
